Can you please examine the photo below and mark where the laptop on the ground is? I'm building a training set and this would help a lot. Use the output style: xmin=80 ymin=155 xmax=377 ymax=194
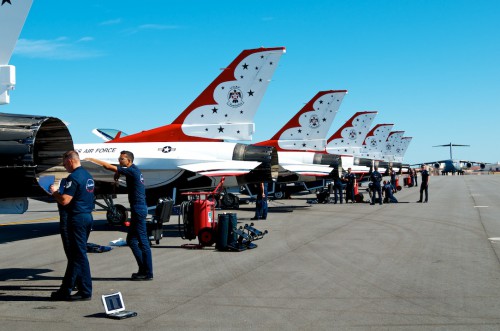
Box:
xmin=101 ymin=292 xmax=137 ymax=319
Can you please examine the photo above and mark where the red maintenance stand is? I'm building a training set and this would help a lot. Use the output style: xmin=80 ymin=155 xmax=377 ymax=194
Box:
xmin=178 ymin=177 xmax=225 ymax=249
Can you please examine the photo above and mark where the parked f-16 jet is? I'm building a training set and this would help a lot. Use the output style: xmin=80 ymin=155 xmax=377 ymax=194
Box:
xmin=76 ymin=46 xmax=286 ymax=222
xmin=0 ymin=0 xmax=287 ymax=217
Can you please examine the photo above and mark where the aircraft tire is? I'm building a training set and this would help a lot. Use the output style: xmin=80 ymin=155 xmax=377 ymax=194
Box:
xmin=106 ymin=204 xmax=129 ymax=225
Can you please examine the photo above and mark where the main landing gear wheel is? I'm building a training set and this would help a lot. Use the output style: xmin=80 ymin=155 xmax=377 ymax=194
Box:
xmin=106 ymin=204 xmax=128 ymax=226
xmin=198 ymin=228 xmax=216 ymax=247
xmin=273 ymin=191 xmax=284 ymax=199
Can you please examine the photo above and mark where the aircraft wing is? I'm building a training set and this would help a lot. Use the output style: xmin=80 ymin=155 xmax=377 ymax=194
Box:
xmin=178 ymin=160 xmax=261 ymax=177
xmin=80 ymin=159 xmax=119 ymax=183
xmin=459 ymin=160 xmax=487 ymax=167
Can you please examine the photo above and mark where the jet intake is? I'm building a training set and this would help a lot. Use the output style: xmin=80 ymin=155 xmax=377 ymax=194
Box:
xmin=434 ymin=163 xmax=440 ymax=168
xmin=0 ymin=114 xmax=73 ymax=198
xmin=232 ymin=143 xmax=279 ymax=183
xmin=466 ymin=162 xmax=472 ymax=168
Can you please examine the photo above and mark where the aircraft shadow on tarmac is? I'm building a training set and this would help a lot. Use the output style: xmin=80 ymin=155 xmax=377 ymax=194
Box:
xmin=0 ymin=204 xmax=308 ymax=245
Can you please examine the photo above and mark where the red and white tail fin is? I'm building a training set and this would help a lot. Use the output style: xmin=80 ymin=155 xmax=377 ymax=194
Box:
xmin=256 ymin=90 xmax=347 ymax=151
xmin=110 ymin=47 xmax=286 ymax=143
xmin=356 ymin=123 xmax=394 ymax=160
xmin=326 ymin=111 xmax=377 ymax=155
xmin=0 ymin=0 xmax=33 ymax=105
xmin=394 ymin=136 xmax=412 ymax=162
xmin=382 ymin=131 xmax=405 ymax=161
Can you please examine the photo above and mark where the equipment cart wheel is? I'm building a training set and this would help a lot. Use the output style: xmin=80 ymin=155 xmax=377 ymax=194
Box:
xmin=273 ymin=191 xmax=284 ymax=199
xmin=198 ymin=228 xmax=216 ymax=247
xmin=354 ymin=193 xmax=364 ymax=203
xmin=106 ymin=204 xmax=128 ymax=225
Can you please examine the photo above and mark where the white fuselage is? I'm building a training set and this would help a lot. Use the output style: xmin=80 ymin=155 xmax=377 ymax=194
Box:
xmin=277 ymin=151 xmax=333 ymax=176
xmin=76 ymin=142 xmax=254 ymax=188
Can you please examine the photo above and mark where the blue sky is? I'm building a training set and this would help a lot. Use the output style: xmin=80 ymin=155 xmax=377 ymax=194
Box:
xmin=5 ymin=0 xmax=500 ymax=165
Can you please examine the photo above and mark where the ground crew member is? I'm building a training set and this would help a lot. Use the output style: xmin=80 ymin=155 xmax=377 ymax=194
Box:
xmin=343 ymin=167 xmax=356 ymax=203
xmin=390 ymin=168 xmax=396 ymax=192
xmin=86 ymin=151 xmax=153 ymax=280
xmin=383 ymin=180 xmax=398 ymax=203
xmin=328 ymin=167 xmax=343 ymax=204
xmin=417 ymin=164 xmax=429 ymax=203
xmin=370 ymin=166 xmax=383 ymax=205
xmin=252 ymin=182 xmax=268 ymax=220
xmin=50 ymin=150 xmax=94 ymax=301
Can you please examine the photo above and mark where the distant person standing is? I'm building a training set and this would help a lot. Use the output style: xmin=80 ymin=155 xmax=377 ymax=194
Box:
xmin=413 ymin=168 xmax=418 ymax=187
xmin=370 ymin=166 xmax=383 ymax=205
xmin=87 ymin=151 xmax=153 ymax=280
xmin=408 ymin=169 xmax=414 ymax=187
xmin=330 ymin=167 xmax=344 ymax=204
xmin=390 ymin=168 xmax=397 ymax=192
xmin=343 ymin=167 xmax=356 ymax=203
xmin=252 ymin=182 xmax=268 ymax=220
xmin=50 ymin=150 xmax=94 ymax=301
xmin=417 ymin=164 xmax=429 ymax=203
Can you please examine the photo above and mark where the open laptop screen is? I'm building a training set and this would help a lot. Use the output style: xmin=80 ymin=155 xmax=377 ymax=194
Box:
xmin=102 ymin=292 xmax=125 ymax=314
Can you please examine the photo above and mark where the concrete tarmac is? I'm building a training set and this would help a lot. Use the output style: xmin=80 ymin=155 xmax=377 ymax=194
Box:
xmin=1 ymin=175 xmax=500 ymax=330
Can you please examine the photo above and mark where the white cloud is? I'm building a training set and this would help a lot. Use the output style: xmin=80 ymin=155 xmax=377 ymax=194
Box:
xmin=14 ymin=38 xmax=104 ymax=60
xmin=77 ymin=37 xmax=94 ymax=42
xmin=138 ymin=24 xmax=180 ymax=30
xmin=123 ymin=24 xmax=181 ymax=35
xmin=100 ymin=18 xmax=122 ymax=26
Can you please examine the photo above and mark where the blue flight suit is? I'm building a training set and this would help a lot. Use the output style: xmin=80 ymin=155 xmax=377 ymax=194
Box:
xmin=419 ymin=169 xmax=429 ymax=202
xmin=330 ymin=168 xmax=343 ymax=204
xmin=60 ymin=166 xmax=95 ymax=298
xmin=390 ymin=170 xmax=396 ymax=190
xmin=370 ymin=170 xmax=383 ymax=205
xmin=383 ymin=183 xmax=398 ymax=203
xmin=344 ymin=172 xmax=356 ymax=203
xmin=253 ymin=182 xmax=268 ymax=220
xmin=118 ymin=164 xmax=153 ymax=278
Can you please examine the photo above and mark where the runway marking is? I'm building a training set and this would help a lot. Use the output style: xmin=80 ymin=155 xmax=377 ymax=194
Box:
xmin=0 ymin=211 xmax=106 ymax=226
xmin=474 ymin=206 xmax=489 ymax=208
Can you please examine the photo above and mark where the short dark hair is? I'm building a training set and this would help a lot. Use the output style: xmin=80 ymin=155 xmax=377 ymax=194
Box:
xmin=120 ymin=150 xmax=134 ymax=162
xmin=63 ymin=150 xmax=80 ymax=160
